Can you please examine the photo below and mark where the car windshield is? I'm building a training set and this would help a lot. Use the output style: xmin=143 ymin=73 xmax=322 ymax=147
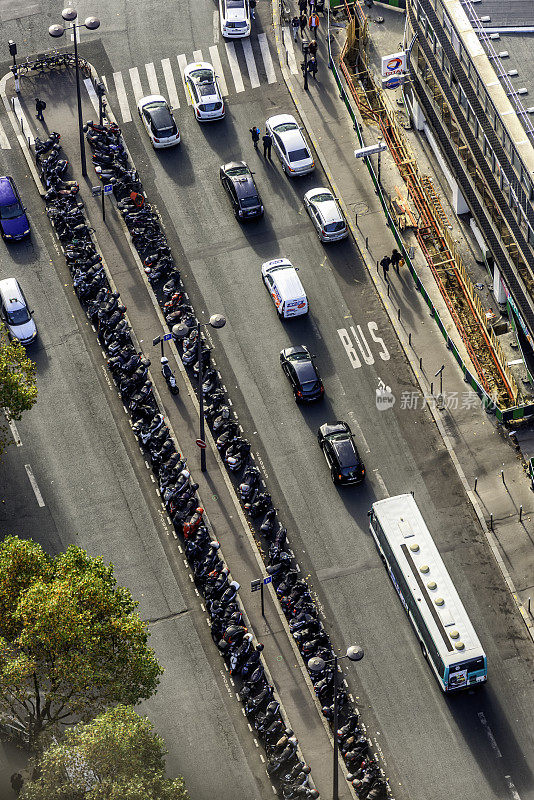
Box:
xmin=227 ymin=166 xmax=249 ymax=177
xmin=288 ymin=351 xmax=309 ymax=361
xmin=7 ymin=306 xmax=30 ymax=325
xmin=241 ymin=195 xmax=260 ymax=208
xmin=0 ymin=202 xmax=23 ymax=220
xmin=325 ymin=222 xmax=345 ymax=232
xmin=311 ymin=193 xmax=333 ymax=203
xmin=274 ymin=122 xmax=298 ymax=133
xmin=191 ymin=69 xmax=214 ymax=83
xmin=288 ymin=148 xmax=310 ymax=163
xmin=227 ymin=0 xmax=245 ymax=6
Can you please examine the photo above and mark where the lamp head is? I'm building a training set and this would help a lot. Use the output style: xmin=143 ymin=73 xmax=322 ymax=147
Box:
xmin=172 ymin=323 xmax=189 ymax=340
xmin=84 ymin=16 xmax=100 ymax=29
xmin=49 ymin=24 xmax=65 ymax=37
xmin=62 ymin=7 xmax=78 ymax=21
xmin=307 ymin=655 xmax=326 ymax=673
xmin=208 ymin=313 xmax=226 ymax=329
xmin=346 ymin=645 xmax=364 ymax=662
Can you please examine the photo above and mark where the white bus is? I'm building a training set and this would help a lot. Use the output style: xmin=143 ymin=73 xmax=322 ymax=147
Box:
xmin=369 ymin=494 xmax=487 ymax=692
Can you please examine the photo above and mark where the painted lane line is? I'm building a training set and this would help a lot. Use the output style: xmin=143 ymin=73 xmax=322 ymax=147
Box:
xmin=372 ymin=469 xmax=388 ymax=498
xmin=7 ymin=416 xmax=21 ymax=446
xmin=478 ymin=712 xmax=502 ymax=757
xmin=145 ymin=62 xmax=160 ymax=96
xmin=0 ymin=117 xmax=11 ymax=149
xmin=112 ymin=71 xmax=132 ymax=122
xmin=282 ymin=27 xmax=299 ymax=75
xmin=129 ymin=66 xmax=145 ymax=105
xmin=505 ymin=775 xmax=521 ymax=800
xmin=213 ymin=9 xmax=220 ymax=43
xmin=177 ymin=55 xmax=191 ymax=105
xmin=225 ymin=42 xmax=245 ymax=93
xmin=83 ymin=77 xmax=100 ymax=114
xmin=258 ymin=33 xmax=277 ymax=83
xmin=242 ymin=38 xmax=260 ymax=88
xmin=161 ymin=58 xmax=180 ymax=109
xmin=209 ymin=46 xmax=229 ymax=96
xmin=11 ymin=97 xmax=34 ymax=145
xmin=101 ymin=74 xmax=108 ymax=92
xmin=25 ymin=464 xmax=45 ymax=507
xmin=348 ymin=415 xmax=370 ymax=453
xmin=193 ymin=49 xmax=204 ymax=63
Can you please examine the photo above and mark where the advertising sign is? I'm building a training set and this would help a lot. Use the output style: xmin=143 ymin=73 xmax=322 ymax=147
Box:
xmin=381 ymin=51 xmax=406 ymax=77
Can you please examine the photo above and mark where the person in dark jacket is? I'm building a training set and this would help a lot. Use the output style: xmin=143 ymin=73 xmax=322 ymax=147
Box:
xmin=262 ymin=132 xmax=272 ymax=159
xmin=307 ymin=55 xmax=318 ymax=79
xmin=380 ymin=254 xmax=391 ymax=281
xmin=391 ymin=247 xmax=403 ymax=273
xmin=250 ymin=126 xmax=260 ymax=148
xmin=35 ymin=98 xmax=46 ymax=121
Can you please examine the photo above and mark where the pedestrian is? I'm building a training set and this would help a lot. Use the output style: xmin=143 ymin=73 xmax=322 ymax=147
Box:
xmin=262 ymin=131 xmax=272 ymax=159
xmin=35 ymin=97 xmax=46 ymax=122
xmin=308 ymin=39 xmax=318 ymax=57
xmin=250 ymin=0 xmax=256 ymax=19
xmin=299 ymin=11 xmax=308 ymax=37
xmin=307 ymin=55 xmax=318 ymax=79
xmin=309 ymin=0 xmax=316 ymax=12
xmin=298 ymin=0 xmax=307 ymax=13
xmin=291 ymin=14 xmax=300 ymax=41
xmin=10 ymin=773 xmax=23 ymax=797
xmin=308 ymin=11 xmax=319 ymax=33
xmin=380 ymin=254 xmax=391 ymax=281
xmin=391 ymin=247 xmax=402 ymax=273
xmin=250 ymin=126 xmax=260 ymax=149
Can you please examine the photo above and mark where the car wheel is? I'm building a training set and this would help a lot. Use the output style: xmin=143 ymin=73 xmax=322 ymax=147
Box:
xmin=331 ymin=469 xmax=338 ymax=485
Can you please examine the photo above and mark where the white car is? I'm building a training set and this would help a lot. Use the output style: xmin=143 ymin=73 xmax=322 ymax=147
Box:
xmin=304 ymin=188 xmax=348 ymax=242
xmin=219 ymin=0 xmax=251 ymax=37
xmin=184 ymin=62 xmax=225 ymax=122
xmin=137 ymin=95 xmax=180 ymax=148
xmin=266 ymin=114 xmax=315 ymax=177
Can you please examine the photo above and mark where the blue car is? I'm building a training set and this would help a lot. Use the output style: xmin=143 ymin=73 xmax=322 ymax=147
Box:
xmin=0 ymin=176 xmax=30 ymax=241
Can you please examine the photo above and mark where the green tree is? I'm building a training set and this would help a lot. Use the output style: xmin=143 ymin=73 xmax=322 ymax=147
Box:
xmin=21 ymin=705 xmax=187 ymax=800
xmin=0 ymin=324 xmax=37 ymax=453
xmin=0 ymin=537 xmax=163 ymax=748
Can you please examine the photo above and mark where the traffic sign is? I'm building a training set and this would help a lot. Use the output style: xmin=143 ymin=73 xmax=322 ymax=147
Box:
xmin=263 ymin=576 xmax=272 ymax=585
xmin=163 ymin=333 xmax=173 ymax=341
xmin=251 ymin=579 xmax=262 ymax=593
xmin=103 ymin=183 xmax=114 ymax=194
xmin=196 ymin=438 xmax=207 ymax=449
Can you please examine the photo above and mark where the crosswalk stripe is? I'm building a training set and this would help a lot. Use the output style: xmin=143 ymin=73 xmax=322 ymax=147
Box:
xmin=258 ymin=33 xmax=277 ymax=83
xmin=209 ymin=45 xmax=228 ymax=96
xmin=101 ymin=75 xmax=109 ymax=93
xmin=177 ymin=54 xmax=191 ymax=105
xmin=193 ymin=49 xmax=204 ymax=62
xmin=129 ymin=67 xmax=144 ymax=104
xmin=145 ymin=62 xmax=160 ymax=96
xmin=161 ymin=58 xmax=180 ymax=109
xmin=83 ymin=77 xmax=100 ymax=114
xmin=0 ymin=118 xmax=11 ymax=149
xmin=282 ymin=26 xmax=299 ymax=75
xmin=12 ymin=97 xmax=34 ymax=145
xmin=113 ymin=71 xmax=132 ymax=122
xmin=242 ymin=39 xmax=260 ymax=88
xmin=225 ymin=42 xmax=245 ymax=93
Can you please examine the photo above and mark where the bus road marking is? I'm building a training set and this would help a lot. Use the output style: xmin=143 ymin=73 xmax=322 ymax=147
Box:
xmin=478 ymin=712 xmax=502 ymax=757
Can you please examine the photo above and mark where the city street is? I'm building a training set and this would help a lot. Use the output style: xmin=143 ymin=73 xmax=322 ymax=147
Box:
xmin=0 ymin=0 xmax=533 ymax=799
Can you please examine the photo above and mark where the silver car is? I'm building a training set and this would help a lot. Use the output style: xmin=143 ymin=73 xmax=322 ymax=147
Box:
xmin=304 ymin=188 xmax=348 ymax=242
xmin=0 ymin=277 xmax=37 ymax=344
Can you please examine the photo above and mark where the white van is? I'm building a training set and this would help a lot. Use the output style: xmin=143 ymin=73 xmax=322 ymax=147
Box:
xmin=0 ymin=277 xmax=37 ymax=344
xmin=261 ymin=258 xmax=308 ymax=319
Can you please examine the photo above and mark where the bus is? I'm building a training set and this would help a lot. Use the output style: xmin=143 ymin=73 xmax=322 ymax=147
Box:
xmin=369 ymin=494 xmax=487 ymax=692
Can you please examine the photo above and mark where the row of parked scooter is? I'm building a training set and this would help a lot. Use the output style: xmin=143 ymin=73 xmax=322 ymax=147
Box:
xmin=33 ymin=115 xmax=389 ymax=799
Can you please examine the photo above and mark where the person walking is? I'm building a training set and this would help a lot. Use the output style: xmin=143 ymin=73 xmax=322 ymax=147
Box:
xmin=390 ymin=247 xmax=403 ymax=273
xmin=10 ymin=773 xmax=23 ymax=797
xmin=299 ymin=11 xmax=308 ymax=37
xmin=250 ymin=126 xmax=260 ymax=149
xmin=249 ymin=0 xmax=256 ymax=19
xmin=308 ymin=11 xmax=319 ymax=34
xmin=262 ymin=131 xmax=273 ymax=159
xmin=298 ymin=0 xmax=308 ymax=14
xmin=35 ymin=98 xmax=46 ymax=122
xmin=291 ymin=14 xmax=300 ymax=40
xmin=309 ymin=0 xmax=316 ymax=12
xmin=380 ymin=254 xmax=391 ymax=281
xmin=307 ymin=55 xmax=318 ymax=79
xmin=308 ymin=39 xmax=318 ymax=57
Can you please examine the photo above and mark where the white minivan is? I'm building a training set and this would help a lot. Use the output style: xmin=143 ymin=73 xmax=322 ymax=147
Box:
xmin=261 ymin=259 xmax=308 ymax=319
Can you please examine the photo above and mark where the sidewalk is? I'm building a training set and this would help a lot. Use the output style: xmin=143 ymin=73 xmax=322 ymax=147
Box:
xmin=273 ymin=2 xmax=534 ymax=638
xmin=0 ymin=69 xmax=355 ymax=800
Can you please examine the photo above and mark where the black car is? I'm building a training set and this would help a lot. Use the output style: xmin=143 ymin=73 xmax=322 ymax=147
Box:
xmin=219 ymin=161 xmax=264 ymax=220
xmin=317 ymin=422 xmax=365 ymax=485
xmin=280 ymin=345 xmax=324 ymax=402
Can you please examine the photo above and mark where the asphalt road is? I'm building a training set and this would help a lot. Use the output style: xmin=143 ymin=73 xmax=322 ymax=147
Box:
xmin=0 ymin=145 xmax=271 ymax=800
xmin=1 ymin=2 xmax=534 ymax=799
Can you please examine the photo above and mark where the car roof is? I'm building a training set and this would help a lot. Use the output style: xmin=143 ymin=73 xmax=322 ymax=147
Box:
xmin=271 ymin=268 xmax=305 ymax=297
xmin=234 ymin=176 xmax=257 ymax=198
xmin=0 ymin=277 xmax=24 ymax=306
xmin=0 ymin=176 xmax=17 ymax=204
xmin=294 ymin=360 xmax=318 ymax=382
xmin=305 ymin=189 xmax=342 ymax=224
xmin=332 ymin=438 xmax=359 ymax=467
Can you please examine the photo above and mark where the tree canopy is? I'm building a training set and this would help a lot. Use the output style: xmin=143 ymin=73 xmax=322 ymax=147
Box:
xmin=0 ymin=537 xmax=163 ymax=747
xmin=21 ymin=705 xmax=188 ymax=800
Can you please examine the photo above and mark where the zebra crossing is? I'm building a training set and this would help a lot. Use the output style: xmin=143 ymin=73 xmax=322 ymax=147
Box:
xmin=103 ymin=34 xmax=295 ymax=124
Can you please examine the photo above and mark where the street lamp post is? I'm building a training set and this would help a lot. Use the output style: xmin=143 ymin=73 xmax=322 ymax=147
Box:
xmin=49 ymin=9 xmax=101 ymax=178
xmin=173 ymin=313 xmax=226 ymax=473
xmin=308 ymin=645 xmax=364 ymax=800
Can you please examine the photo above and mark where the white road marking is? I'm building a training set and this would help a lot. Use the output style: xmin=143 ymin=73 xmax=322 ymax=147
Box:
xmin=145 ymin=62 xmax=160 ymax=95
xmin=11 ymin=97 xmax=34 ymax=145
xmin=209 ymin=46 xmax=229 ymax=96
xmin=505 ymin=775 xmax=522 ymax=800
xmin=282 ymin=26 xmax=299 ymax=75
xmin=478 ymin=712 xmax=502 ymax=757
xmin=161 ymin=58 xmax=180 ymax=109
xmin=213 ymin=9 xmax=220 ymax=43
xmin=112 ymin=71 xmax=132 ymax=122
xmin=242 ymin=38 xmax=260 ymax=88
xmin=372 ymin=469 xmax=388 ymax=498
xmin=101 ymin=75 xmax=108 ymax=92
xmin=225 ymin=42 xmax=245 ymax=92
xmin=25 ymin=464 xmax=45 ymax=507
xmin=193 ymin=49 xmax=204 ymax=62
xmin=258 ymin=33 xmax=277 ymax=83
xmin=6 ymin=416 xmax=21 ymax=445
xmin=348 ymin=414 xmax=371 ymax=453
xmin=177 ymin=55 xmax=191 ymax=104
xmin=0 ymin=117 xmax=11 ymax=149
xmin=83 ymin=77 xmax=100 ymax=113
xmin=129 ymin=66 xmax=145 ymax=104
